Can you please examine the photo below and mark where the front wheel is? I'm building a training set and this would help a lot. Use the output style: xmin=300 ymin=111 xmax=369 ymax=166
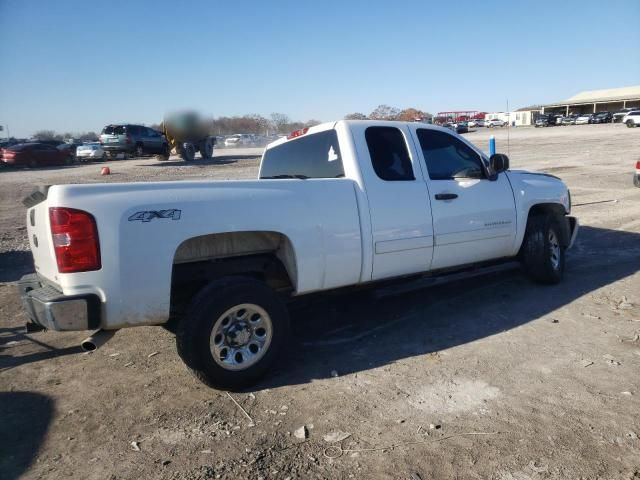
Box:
xmin=520 ymin=214 xmax=565 ymax=284
xmin=180 ymin=143 xmax=196 ymax=162
xmin=176 ymin=277 xmax=290 ymax=390
xmin=626 ymin=121 xmax=635 ymax=128
xmin=156 ymin=144 xmax=170 ymax=161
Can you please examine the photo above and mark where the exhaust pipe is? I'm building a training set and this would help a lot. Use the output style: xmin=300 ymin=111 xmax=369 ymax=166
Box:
xmin=81 ymin=329 xmax=116 ymax=352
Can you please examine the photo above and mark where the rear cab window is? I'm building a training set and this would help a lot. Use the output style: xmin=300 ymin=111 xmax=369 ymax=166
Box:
xmin=260 ymin=130 xmax=344 ymax=179
xmin=365 ymin=126 xmax=415 ymax=181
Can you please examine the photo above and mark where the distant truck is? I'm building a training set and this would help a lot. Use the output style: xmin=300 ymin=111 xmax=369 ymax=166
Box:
xmin=162 ymin=111 xmax=215 ymax=162
xmin=19 ymin=120 xmax=578 ymax=389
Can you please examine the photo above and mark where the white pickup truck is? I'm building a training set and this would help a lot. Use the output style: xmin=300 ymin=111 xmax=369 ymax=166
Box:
xmin=19 ymin=120 xmax=578 ymax=389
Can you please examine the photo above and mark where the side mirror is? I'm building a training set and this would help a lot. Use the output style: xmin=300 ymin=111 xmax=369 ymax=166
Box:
xmin=489 ymin=153 xmax=509 ymax=176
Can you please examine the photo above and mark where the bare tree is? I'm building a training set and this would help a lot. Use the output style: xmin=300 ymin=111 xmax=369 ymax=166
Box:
xmin=344 ymin=112 xmax=368 ymax=120
xmin=369 ymin=105 xmax=400 ymax=120
xmin=396 ymin=108 xmax=433 ymax=122
xmin=270 ymin=113 xmax=290 ymax=133
xmin=33 ymin=130 xmax=58 ymax=141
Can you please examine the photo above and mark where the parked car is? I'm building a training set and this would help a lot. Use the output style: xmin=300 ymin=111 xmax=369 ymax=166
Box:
xmin=455 ymin=122 xmax=469 ymax=134
xmin=469 ymin=118 xmax=485 ymax=127
xmin=1 ymin=142 xmax=73 ymax=167
xmin=57 ymin=142 xmax=83 ymax=160
xmin=18 ymin=120 xmax=578 ymax=389
xmin=622 ymin=111 xmax=640 ymax=127
xmin=634 ymin=160 xmax=640 ymax=188
xmin=35 ymin=139 xmax=65 ymax=147
xmin=224 ymin=134 xmax=253 ymax=147
xmin=76 ymin=142 xmax=107 ymax=162
xmin=487 ymin=118 xmax=506 ymax=128
xmin=561 ymin=115 xmax=578 ymax=125
xmin=535 ymin=114 xmax=560 ymax=127
xmin=575 ymin=114 xmax=593 ymax=125
xmin=613 ymin=108 xmax=639 ymax=123
xmin=99 ymin=124 xmax=168 ymax=158
xmin=591 ymin=112 xmax=613 ymax=124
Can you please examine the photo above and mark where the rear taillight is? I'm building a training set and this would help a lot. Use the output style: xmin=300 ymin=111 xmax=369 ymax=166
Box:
xmin=636 ymin=160 xmax=640 ymax=170
xmin=49 ymin=207 xmax=101 ymax=273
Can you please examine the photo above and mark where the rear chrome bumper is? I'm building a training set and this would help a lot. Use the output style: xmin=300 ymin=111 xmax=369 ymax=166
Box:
xmin=18 ymin=274 xmax=101 ymax=331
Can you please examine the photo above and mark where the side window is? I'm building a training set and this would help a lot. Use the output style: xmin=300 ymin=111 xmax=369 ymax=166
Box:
xmin=260 ymin=130 xmax=344 ymax=179
xmin=365 ymin=127 xmax=414 ymax=181
xmin=417 ymin=129 xmax=484 ymax=180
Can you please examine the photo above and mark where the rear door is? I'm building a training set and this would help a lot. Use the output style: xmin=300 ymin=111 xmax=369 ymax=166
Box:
xmin=350 ymin=123 xmax=434 ymax=280
xmin=409 ymin=126 xmax=516 ymax=270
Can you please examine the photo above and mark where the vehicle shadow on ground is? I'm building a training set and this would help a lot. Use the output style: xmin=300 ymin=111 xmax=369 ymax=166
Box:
xmin=0 ymin=391 xmax=54 ymax=480
xmin=257 ymin=225 xmax=640 ymax=391
xmin=0 ymin=250 xmax=33 ymax=282
xmin=141 ymin=155 xmax=259 ymax=168
xmin=0 ymin=326 xmax=83 ymax=371
xmin=0 ymin=163 xmax=82 ymax=172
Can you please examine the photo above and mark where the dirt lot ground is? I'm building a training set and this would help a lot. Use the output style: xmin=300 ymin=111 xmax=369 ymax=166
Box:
xmin=1 ymin=124 xmax=639 ymax=480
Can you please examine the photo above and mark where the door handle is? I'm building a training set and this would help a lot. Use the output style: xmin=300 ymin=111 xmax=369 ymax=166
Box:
xmin=435 ymin=193 xmax=458 ymax=200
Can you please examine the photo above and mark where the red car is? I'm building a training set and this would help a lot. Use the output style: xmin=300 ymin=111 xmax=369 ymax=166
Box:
xmin=1 ymin=143 xmax=73 ymax=167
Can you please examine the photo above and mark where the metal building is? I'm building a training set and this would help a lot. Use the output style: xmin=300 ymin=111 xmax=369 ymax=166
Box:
xmin=541 ymin=85 xmax=640 ymax=116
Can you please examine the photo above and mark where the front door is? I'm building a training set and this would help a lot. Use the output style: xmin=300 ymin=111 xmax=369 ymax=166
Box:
xmin=410 ymin=126 xmax=517 ymax=270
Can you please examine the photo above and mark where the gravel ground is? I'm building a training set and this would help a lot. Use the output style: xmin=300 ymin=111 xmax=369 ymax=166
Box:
xmin=1 ymin=125 xmax=639 ymax=480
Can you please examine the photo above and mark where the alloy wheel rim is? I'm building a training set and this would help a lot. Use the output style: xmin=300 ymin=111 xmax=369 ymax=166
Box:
xmin=209 ymin=304 xmax=273 ymax=371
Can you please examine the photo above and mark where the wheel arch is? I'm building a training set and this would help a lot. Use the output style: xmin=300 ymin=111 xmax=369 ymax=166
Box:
xmin=168 ymin=231 xmax=298 ymax=322
xmin=525 ymin=203 xmax=571 ymax=247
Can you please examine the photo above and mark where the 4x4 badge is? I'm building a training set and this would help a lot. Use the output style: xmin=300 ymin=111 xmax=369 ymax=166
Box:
xmin=128 ymin=209 xmax=181 ymax=223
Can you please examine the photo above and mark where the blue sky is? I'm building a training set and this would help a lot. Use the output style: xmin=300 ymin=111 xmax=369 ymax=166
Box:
xmin=1 ymin=0 xmax=638 ymax=137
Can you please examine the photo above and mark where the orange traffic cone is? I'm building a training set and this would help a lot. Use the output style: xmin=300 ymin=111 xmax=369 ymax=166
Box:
xmin=101 ymin=167 xmax=111 ymax=175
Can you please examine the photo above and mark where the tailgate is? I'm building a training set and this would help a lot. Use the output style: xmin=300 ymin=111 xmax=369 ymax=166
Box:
xmin=24 ymin=188 xmax=59 ymax=282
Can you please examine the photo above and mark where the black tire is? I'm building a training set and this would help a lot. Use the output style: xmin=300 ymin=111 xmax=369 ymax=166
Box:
xmin=101 ymin=152 xmax=107 ymax=162
xmin=199 ymin=138 xmax=214 ymax=159
xmin=180 ymin=143 xmax=196 ymax=162
xmin=520 ymin=214 xmax=565 ymax=284
xmin=634 ymin=174 xmax=640 ymax=188
xmin=135 ymin=144 xmax=144 ymax=157
xmin=626 ymin=121 xmax=635 ymax=128
xmin=176 ymin=277 xmax=290 ymax=390
xmin=156 ymin=144 xmax=170 ymax=161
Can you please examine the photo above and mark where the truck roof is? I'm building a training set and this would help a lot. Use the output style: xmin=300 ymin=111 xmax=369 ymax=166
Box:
xmin=265 ymin=120 xmax=443 ymax=150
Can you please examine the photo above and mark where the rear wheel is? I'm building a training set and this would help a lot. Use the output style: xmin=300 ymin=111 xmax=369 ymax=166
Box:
xmin=136 ymin=144 xmax=144 ymax=157
xmin=180 ymin=143 xmax=196 ymax=162
xmin=199 ymin=138 xmax=214 ymax=159
xmin=520 ymin=214 xmax=565 ymax=284
xmin=626 ymin=120 xmax=635 ymax=128
xmin=176 ymin=277 xmax=289 ymax=390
